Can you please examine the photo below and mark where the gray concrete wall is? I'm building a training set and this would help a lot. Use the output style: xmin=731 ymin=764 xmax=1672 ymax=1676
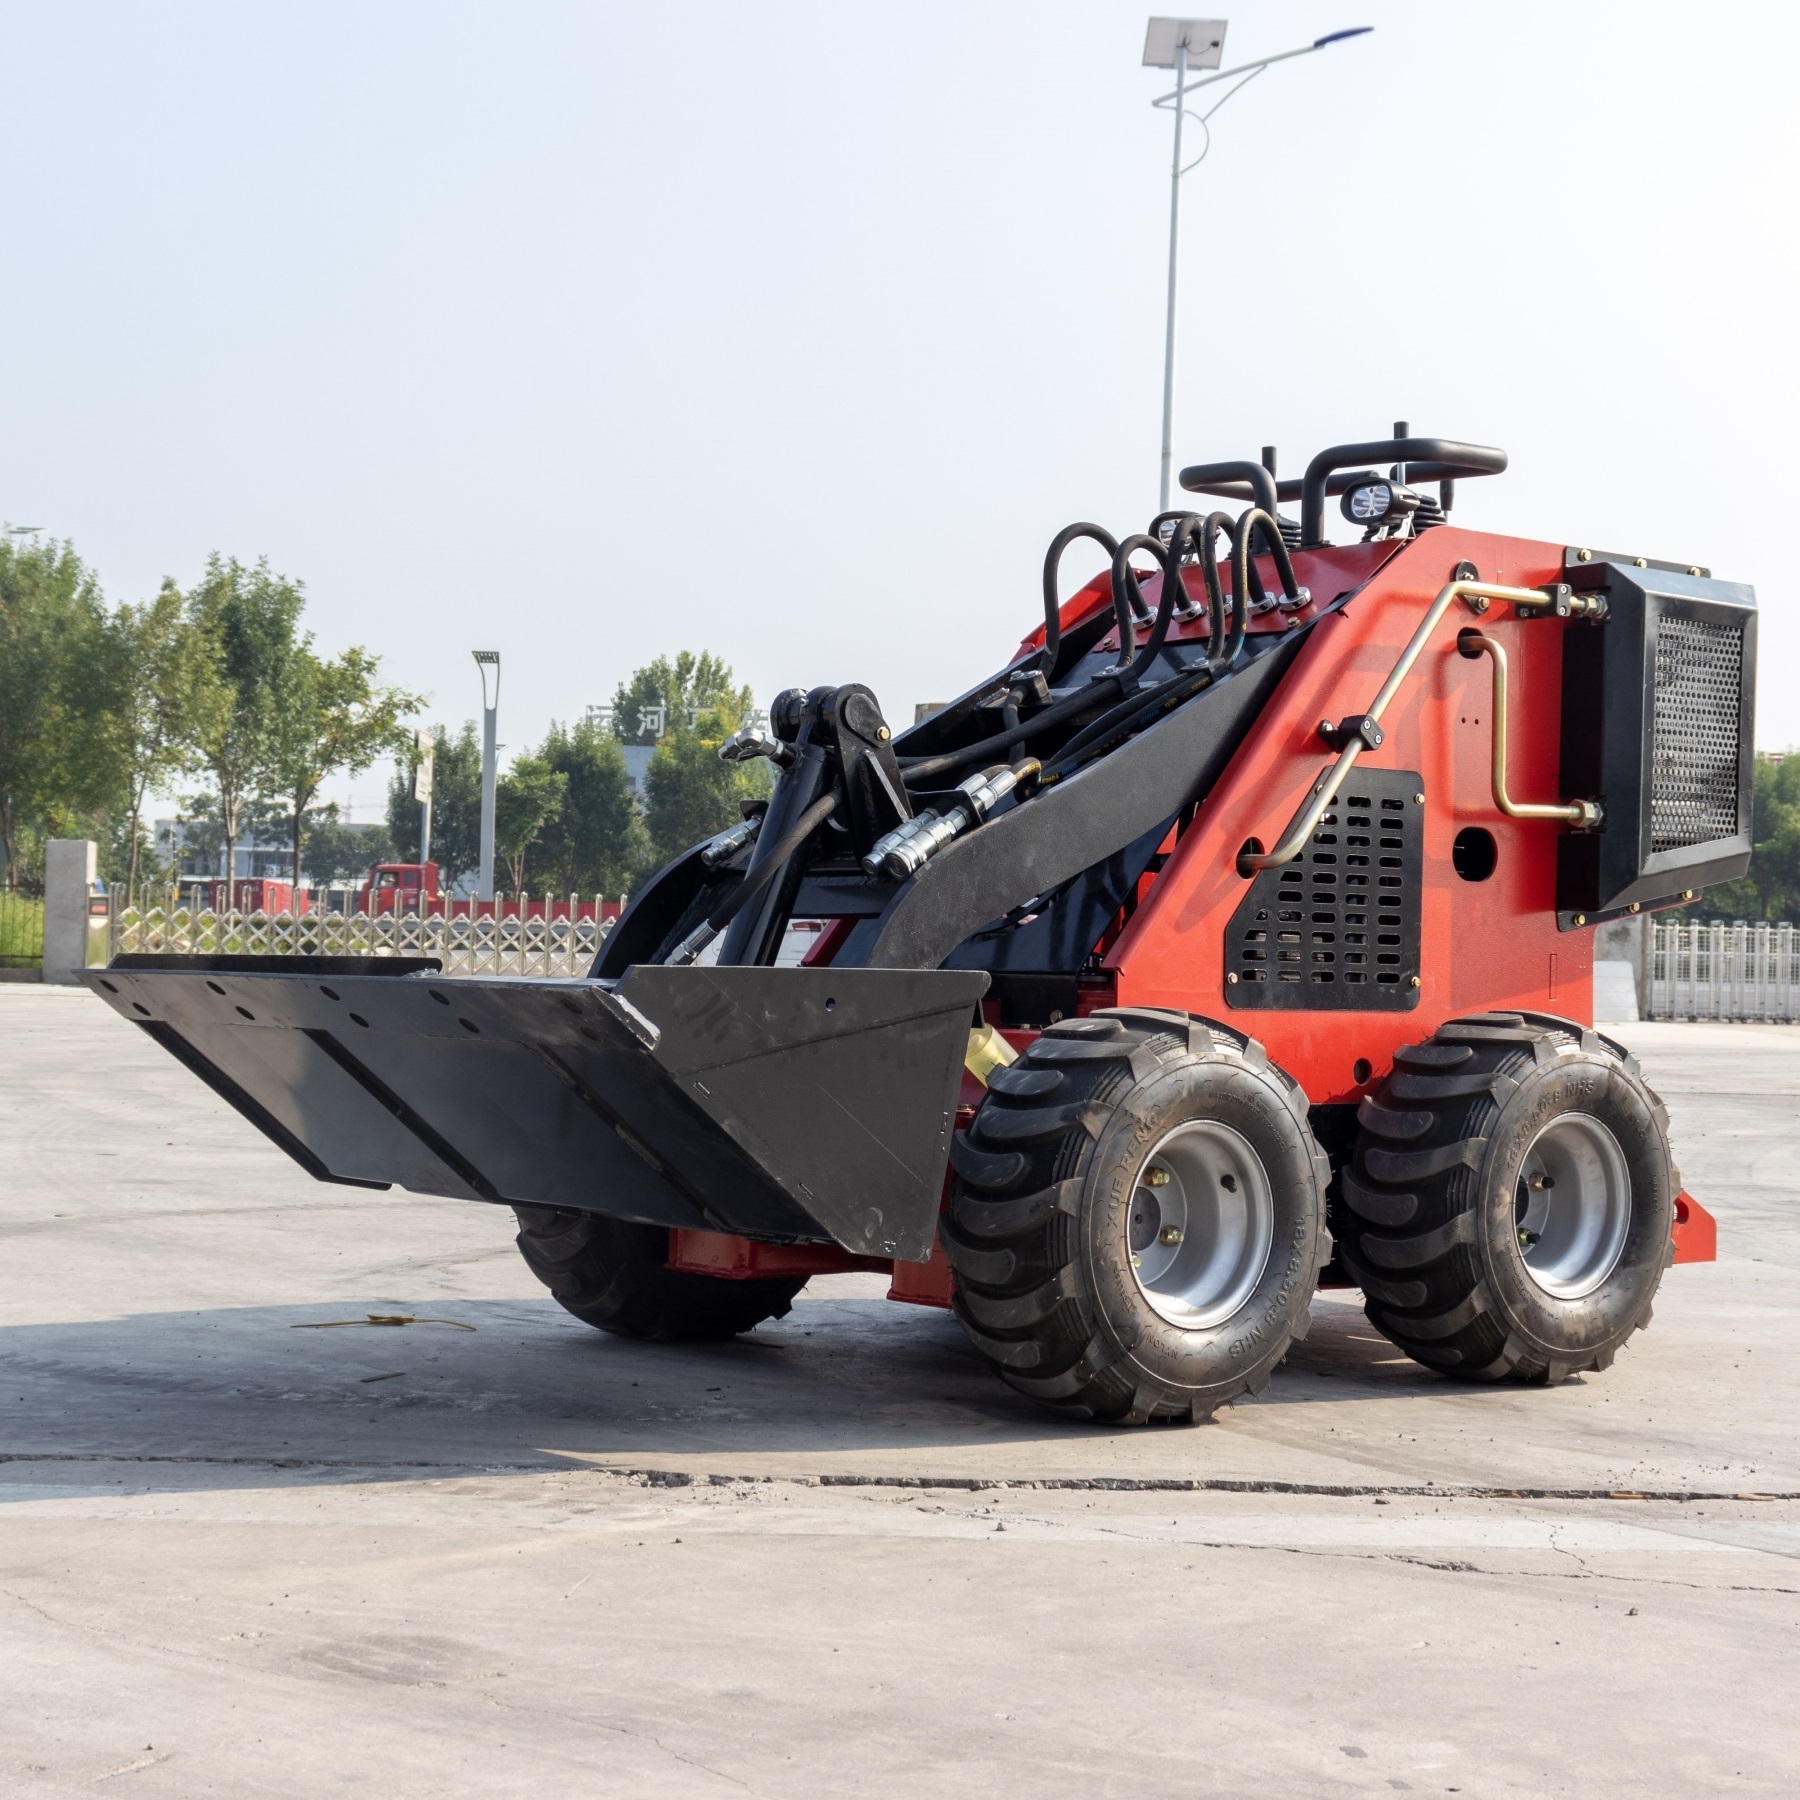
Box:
xmin=41 ymin=838 xmax=98 ymax=984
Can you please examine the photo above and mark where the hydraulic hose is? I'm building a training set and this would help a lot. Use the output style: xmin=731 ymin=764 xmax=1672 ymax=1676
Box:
xmin=1044 ymin=659 xmax=1217 ymax=777
xmin=1110 ymin=533 xmax=1185 ymax=688
xmin=898 ymin=677 xmax=1124 ymax=785
xmin=1227 ymin=508 xmax=1301 ymax=667
xmin=1048 ymin=503 xmax=1293 ymax=777
xmin=901 ymin=500 xmax=1274 ymax=786
xmin=1039 ymin=523 xmax=1125 ymax=674
xmin=668 ymin=791 xmax=839 ymax=963
xmin=1165 ymin=511 xmax=1232 ymax=657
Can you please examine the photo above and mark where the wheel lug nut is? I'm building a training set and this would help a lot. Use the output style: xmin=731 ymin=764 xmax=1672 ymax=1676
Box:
xmin=1159 ymin=1227 xmax=1184 ymax=1246
xmin=1143 ymin=1168 xmax=1171 ymax=1188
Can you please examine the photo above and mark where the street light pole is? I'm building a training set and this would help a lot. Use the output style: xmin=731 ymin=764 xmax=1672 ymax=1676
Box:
xmin=473 ymin=652 xmax=500 ymax=902
xmin=1144 ymin=19 xmax=1372 ymax=510
xmin=1157 ymin=38 xmax=1190 ymax=516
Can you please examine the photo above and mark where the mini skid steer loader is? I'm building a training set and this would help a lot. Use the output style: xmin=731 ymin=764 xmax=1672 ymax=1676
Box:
xmin=87 ymin=429 xmax=1744 ymax=1424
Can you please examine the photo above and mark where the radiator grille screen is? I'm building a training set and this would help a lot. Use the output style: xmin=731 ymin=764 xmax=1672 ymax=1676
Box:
xmin=1651 ymin=615 xmax=1743 ymax=853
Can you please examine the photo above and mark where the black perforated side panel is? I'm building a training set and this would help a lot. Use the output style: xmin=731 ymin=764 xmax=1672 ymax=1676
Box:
xmin=1224 ymin=768 xmax=1423 ymax=1010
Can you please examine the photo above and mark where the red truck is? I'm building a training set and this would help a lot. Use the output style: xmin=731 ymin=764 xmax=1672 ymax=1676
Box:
xmin=202 ymin=878 xmax=310 ymax=916
xmin=360 ymin=862 xmax=441 ymax=915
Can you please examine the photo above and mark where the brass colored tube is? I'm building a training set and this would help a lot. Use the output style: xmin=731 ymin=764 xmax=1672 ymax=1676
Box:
xmin=1458 ymin=632 xmax=1603 ymax=828
xmin=1238 ymin=578 xmax=1578 ymax=875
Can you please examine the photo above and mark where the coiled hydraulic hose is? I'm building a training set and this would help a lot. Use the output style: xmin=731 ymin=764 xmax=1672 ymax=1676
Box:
xmin=900 ymin=500 xmax=1288 ymax=788
xmin=1109 ymin=533 xmax=1184 ymax=687
xmin=1164 ymin=511 xmax=1232 ymax=653
xmin=1232 ymin=506 xmax=1301 ymax=633
xmin=1038 ymin=523 xmax=1129 ymax=675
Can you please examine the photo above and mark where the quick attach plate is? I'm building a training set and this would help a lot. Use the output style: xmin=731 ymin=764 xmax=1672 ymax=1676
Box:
xmin=1225 ymin=768 xmax=1423 ymax=1010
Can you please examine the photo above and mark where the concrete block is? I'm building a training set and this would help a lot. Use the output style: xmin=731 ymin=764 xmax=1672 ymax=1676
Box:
xmin=42 ymin=839 xmax=98 ymax=985
xmin=1594 ymin=957 xmax=1640 ymax=1021
xmin=1594 ymin=912 xmax=1649 ymax=1015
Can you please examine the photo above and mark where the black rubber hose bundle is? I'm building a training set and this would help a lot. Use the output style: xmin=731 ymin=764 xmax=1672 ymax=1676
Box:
xmin=902 ymin=500 xmax=1290 ymax=788
xmin=698 ymin=792 xmax=839 ymax=938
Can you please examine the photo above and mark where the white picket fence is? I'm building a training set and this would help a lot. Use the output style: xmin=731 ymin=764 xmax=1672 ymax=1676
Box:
xmin=111 ymin=905 xmax=611 ymax=979
xmin=1650 ymin=919 xmax=1800 ymax=1022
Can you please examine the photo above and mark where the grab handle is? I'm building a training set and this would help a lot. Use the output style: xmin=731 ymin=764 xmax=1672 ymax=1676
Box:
xmin=1457 ymin=632 xmax=1602 ymax=828
xmin=1237 ymin=575 xmax=1559 ymax=875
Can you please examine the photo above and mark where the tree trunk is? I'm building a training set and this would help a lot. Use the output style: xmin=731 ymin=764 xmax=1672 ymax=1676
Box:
xmin=293 ymin=789 xmax=305 ymax=887
xmin=222 ymin=789 xmax=238 ymax=912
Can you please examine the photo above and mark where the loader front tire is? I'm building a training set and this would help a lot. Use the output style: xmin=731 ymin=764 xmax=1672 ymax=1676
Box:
xmin=1340 ymin=1012 xmax=1675 ymax=1383
xmin=943 ymin=1012 xmax=1331 ymax=1425
xmin=512 ymin=1207 xmax=805 ymax=1341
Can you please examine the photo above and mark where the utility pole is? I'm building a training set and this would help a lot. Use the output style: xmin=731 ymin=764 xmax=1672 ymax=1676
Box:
xmin=473 ymin=652 xmax=500 ymax=901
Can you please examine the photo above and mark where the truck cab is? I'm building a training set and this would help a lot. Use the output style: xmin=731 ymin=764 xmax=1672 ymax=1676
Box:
xmin=360 ymin=862 xmax=440 ymax=915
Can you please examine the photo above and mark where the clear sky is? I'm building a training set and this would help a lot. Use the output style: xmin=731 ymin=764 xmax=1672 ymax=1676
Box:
xmin=3 ymin=1 xmax=1794 ymax=817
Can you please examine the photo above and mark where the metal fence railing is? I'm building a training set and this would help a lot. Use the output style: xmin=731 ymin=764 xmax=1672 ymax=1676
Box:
xmin=0 ymin=892 xmax=45 ymax=969
xmin=1649 ymin=919 xmax=1800 ymax=1022
xmin=111 ymin=905 xmax=612 ymax=979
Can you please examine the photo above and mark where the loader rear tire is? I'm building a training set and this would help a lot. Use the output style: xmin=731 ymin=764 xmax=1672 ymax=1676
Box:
xmin=1340 ymin=1012 xmax=1675 ymax=1383
xmin=512 ymin=1207 xmax=806 ymax=1341
xmin=943 ymin=1011 xmax=1331 ymax=1425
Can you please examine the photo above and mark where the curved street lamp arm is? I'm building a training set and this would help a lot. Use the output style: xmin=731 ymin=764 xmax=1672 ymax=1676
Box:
xmin=1150 ymin=28 xmax=1372 ymax=109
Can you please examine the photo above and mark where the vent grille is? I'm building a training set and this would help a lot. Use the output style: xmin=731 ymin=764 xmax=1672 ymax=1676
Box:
xmin=1225 ymin=768 xmax=1422 ymax=1012
xmin=1651 ymin=615 xmax=1743 ymax=853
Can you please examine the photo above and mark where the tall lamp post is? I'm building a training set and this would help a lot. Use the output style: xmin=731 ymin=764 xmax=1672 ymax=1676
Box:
xmin=473 ymin=651 xmax=500 ymax=901
xmin=1144 ymin=17 xmax=1372 ymax=511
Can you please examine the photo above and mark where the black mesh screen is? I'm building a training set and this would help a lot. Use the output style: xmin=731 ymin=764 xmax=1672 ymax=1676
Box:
xmin=1225 ymin=768 xmax=1422 ymax=1011
xmin=1650 ymin=614 xmax=1743 ymax=853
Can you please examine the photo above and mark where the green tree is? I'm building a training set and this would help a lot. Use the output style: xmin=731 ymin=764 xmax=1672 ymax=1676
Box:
xmin=186 ymin=556 xmax=304 ymax=907
xmin=103 ymin=581 xmax=223 ymax=906
xmin=613 ymin=651 xmax=771 ymax=871
xmin=640 ymin=730 xmax=766 ymax=871
xmin=532 ymin=716 xmax=648 ymax=897
xmin=387 ymin=722 xmax=483 ymax=885
xmin=1677 ymin=752 xmax=1800 ymax=921
xmin=0 ymin=536 xmax=112 ymax=887
xmin=494 ymin=754 xmax=568 ymax=892
xmin=299 ymin=807 xmax=397 ymax=882
xmin=263 ymin=643 xmax=419 ymax=885
xmin=611 ymin=651 xmax=754 ymax=745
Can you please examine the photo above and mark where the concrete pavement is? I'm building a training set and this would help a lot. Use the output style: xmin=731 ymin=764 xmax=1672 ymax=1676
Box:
xmin=3 ymin=986 xmax=1797 ymax=1795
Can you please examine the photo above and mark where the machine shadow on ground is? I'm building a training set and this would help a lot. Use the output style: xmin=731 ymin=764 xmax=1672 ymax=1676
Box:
xmin=1 ymin=1288 xmax=1452 ymax=1503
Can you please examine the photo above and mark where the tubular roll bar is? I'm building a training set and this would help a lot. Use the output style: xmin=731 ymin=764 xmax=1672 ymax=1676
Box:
xmin=1237 ymin=577 xmax=1565 ymax=875
xmin=1174 ymin=459 xmax=1279 ymax=517
xmin=1298 ymin=438 xmax=1506 ymax=547
xmin=1182 ymin=437 xmax=1508 ymax=547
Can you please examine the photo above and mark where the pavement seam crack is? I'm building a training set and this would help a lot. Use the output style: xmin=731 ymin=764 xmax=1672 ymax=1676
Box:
xmin=5 ymin=1454 xmax=1797 ymax=1503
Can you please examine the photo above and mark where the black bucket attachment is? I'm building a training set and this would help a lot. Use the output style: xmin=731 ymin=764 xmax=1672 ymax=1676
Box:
xmin=83 ymin=959 xmax=988 ymax=1261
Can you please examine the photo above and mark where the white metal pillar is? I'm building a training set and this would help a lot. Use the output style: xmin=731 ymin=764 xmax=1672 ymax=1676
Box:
xmin=1158 ymin=40 xmax=1189 ymax=514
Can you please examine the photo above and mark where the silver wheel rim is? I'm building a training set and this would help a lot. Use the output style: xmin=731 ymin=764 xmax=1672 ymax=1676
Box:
xmin=1514 ymin=1111 xmax=1632 ymax=1299
xmin=1127 ymin=1121 xmax=1275 ymax=1329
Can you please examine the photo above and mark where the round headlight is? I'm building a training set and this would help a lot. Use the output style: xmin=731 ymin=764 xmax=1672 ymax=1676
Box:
xmin=1345 ymin=481 xmax=1393 ymax=523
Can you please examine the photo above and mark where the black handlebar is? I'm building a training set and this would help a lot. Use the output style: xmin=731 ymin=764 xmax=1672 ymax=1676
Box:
xmin=1175 ymin=459 xmax=1279 ymax=516
xmin=1299 ymin=437 xmax=1506 ymax=546
xmin=1181 ymin=437 xmax=1508 ymax=548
